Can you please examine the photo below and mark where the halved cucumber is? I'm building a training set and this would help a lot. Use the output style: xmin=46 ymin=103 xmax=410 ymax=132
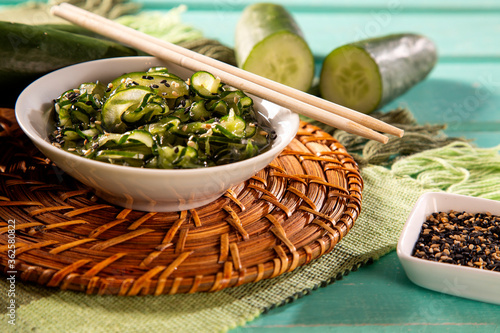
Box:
xmin=235 ymin=3 xmax=314 ymax=91
xmin=320 ymin=33 xmax=437 ymax=114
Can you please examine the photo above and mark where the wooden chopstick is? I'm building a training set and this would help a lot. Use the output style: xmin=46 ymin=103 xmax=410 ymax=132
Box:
xmin=51 ymin=3 xmax=402 ymax=143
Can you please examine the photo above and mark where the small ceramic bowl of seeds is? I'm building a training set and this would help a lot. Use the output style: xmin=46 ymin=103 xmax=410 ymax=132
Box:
xmin=397 ymin=192 xmax=500 ymax=305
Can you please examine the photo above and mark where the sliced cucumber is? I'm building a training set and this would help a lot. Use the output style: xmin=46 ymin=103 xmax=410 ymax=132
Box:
xmin=121 ymin=94 xmax=168 ymax=125
xmin=95 ymin=150 xmax=147 ymax=167
xmin=320 ymin=33 xmax=437 ymax=114
xmin=146 ymin=67 xmax=182 ymax=80
xmin=51 ymin=67 xmax=272 ymax=169
xmin=157 ymin=146 xmax=200 ymax=169
xmin=235 ymin=3 xmax=314 ymax=91
xmin=215 ymin=110 xmax=247 ymax=139
xmin=97 ymin=133 xmax=124 ymax=147
xmin=189 ymin=100 xmax=212 ymax=121
xmin=106 ymin=72 xmax=189 ymax=99
xmin=125 ymin=129 xmax=155 ymax=148
xmin=190 ymin=71 xmax=221 ymax=99
xmin=144 ymin=117 xmax=181 ymax=136
xmin=219 ymin=90 xmax=252 ymax=116
xmin=102 ymin=86 xmax=152 ymax=133
xmin=206 ymin=99 xmax=228 ymax=116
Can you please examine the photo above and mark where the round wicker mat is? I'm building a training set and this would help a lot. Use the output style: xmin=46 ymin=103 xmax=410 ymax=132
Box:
xmin=0 ymin=108 xmax=363 ymax=295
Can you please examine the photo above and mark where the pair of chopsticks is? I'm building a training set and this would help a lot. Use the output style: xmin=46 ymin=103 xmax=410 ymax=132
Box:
xmin=50 ymin=3 xmax=404 ymax=143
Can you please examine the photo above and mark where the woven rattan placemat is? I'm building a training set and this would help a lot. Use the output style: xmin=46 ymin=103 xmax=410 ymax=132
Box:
xmin=0 ymin=108 xmax=362 ymax=295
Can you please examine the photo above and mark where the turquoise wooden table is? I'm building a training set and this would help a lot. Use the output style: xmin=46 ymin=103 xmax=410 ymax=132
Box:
xmin=3 ymin=0 xmax=500 ymax=331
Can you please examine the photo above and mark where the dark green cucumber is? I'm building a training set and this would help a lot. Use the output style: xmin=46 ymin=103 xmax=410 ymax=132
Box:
xmin=319 ymin=33 xmax=437 ymax=114
xmin=0 ymin=21 xmax=137 ymax=107
xmin=235 ymin=3 xmax=314 ymax=91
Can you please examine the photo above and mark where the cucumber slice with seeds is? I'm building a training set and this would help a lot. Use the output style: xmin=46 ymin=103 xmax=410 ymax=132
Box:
xmin=102 ymin=86 xmax=152 ymax=133
xmin=189 ymin=100 xmax=212 ymax=121
xmin=106 ymin=72 xmax=189 ymax=99
xmin=216 ymin=110 xmax=247 ymax=139
xmin=190 ymin=71 xmax=221 ymax=99
xmin=235 ymin=3 xmax=314 ymax=91
xmin=320 ymin=33 xmax=437 ymax=114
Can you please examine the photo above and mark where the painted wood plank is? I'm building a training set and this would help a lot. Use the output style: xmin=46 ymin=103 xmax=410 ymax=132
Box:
xmin=381 ymin=62 xmax=500 ymax=147
xmin=137 ymin=0 xmax=500 ymax=11
xmin=232 ymin=252 xmax=500 ymax=332
xmin=5 ymin=0 xmax=500 ymax=9
xmin=173 ymin=10 xmax=500 ymax=59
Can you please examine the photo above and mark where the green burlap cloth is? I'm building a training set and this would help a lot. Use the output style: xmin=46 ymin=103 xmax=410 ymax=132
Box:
xmin=2 ymin=120 xmax=500 ymax=331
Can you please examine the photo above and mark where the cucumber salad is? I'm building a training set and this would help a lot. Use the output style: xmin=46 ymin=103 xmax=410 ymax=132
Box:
xmin=50 ymin=67 xmax=274 ymax=169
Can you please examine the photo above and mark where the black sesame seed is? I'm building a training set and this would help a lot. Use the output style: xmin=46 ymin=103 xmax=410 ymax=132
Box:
xmin=142 ymin=75 xmax=154 ymax=80
xmin=412 ymin=210 xmax=500 ymax=272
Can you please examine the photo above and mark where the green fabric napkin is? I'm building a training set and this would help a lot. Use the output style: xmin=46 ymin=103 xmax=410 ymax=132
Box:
xmin=3 ymin=141 xmax=499 ymax=332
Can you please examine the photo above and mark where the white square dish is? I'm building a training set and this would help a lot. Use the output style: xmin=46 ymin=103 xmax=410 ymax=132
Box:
xmin=397 ymin=192 xmax=500 ymax=305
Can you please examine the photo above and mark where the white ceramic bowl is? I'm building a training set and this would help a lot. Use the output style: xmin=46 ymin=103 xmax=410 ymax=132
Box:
xmin=397 ymin=192 xmax=500 ymax=305
xmin=15 ymin=56 xmax=299 ymax=212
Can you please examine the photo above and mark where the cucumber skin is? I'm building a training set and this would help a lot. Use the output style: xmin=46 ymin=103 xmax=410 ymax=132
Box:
xmin=321 ymin=33 xmax=437 ymax=112
xmin=0 ymin=21 xmax=138 ymax=107
xmin=235 ymin=3 xmax=306 ymax=67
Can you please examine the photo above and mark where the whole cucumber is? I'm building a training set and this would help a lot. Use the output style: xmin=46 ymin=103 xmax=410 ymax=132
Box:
xmin=0 ymin=21 xmax=138 ymax=107
xmin=320 ymin=33 xmax=437 ymax=114
xmin=235 ymin=3 xmax=314 ymax=92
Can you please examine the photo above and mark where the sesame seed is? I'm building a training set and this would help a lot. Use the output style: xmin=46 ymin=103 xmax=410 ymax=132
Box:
xmin=412 ymin=210 xmax=500 ymax=272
